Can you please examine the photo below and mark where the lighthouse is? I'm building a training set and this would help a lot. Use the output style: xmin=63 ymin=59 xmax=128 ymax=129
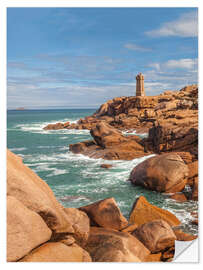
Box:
xmin=136 ymin=73 xmax=145 ymax=96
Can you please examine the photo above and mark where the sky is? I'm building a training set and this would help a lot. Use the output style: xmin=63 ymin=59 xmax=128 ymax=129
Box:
xmin=7 ymin=8 xmax=198 ymax=109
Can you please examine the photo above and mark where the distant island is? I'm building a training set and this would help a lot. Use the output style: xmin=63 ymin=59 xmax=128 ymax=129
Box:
xmin=16 ymin=107 xmax=27 ymax=111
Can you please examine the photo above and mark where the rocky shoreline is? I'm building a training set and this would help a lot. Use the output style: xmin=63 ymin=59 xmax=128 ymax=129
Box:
xmin=7 ymin=84 xmax=198 ymax=262
xmin=44 ymin=84 xmax=198 ymax=203
xmin=7 ymin=150 xmax=197 ymax=262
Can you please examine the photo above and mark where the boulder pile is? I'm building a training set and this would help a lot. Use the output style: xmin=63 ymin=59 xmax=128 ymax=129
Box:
xmin=7 ymin=150 xmax=197 ymax=262
xmin=70 ymin=122 xmax=149 ymax=160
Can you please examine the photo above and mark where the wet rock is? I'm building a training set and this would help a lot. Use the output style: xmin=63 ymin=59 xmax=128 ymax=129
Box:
xmin=43 ymin=122 xmax=70 ymax=130
xmin=191 ymin=219 xmax=198 ymax=226
xmin=100 ymin=164 xmax=113 ymax=169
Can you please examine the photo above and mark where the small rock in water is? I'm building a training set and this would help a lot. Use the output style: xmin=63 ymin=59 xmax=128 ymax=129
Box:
xmin=191 ymin=219 xmax=198 ymax=226
xmin=100 ymin=164 xmax=113 ymax=169
xmin=170 ymin=193 xmax=188 ymax=202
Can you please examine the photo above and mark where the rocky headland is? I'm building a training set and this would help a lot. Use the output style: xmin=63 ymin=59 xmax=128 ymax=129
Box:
xmin=44 ymin=84 xmax=198 ymax=202
xmin=7 ymin=150 xmax=197 ymax=262
xmin=44 ymin=84 xmax=198 ymax=159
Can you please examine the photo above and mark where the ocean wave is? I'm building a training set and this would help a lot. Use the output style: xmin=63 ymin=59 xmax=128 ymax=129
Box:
xmin=21 ymin=148 xmax=197 ymax=234
xmin=26 ymin=162 xmax=69 ymax=177
xmin=13 ymin=117 xmax=87 ymax=135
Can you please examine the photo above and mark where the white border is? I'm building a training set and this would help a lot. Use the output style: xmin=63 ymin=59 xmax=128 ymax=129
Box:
xmin=0 ymin=1 xmax=202 ymax=269
xmin=0 ymin=0 xmax=200 ymax=8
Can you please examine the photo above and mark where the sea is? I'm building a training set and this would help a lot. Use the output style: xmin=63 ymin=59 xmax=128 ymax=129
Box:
xmin=7 ymin=109 xmax=198 ymax=234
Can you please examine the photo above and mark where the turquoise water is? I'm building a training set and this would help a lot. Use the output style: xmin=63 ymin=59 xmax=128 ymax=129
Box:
xmin=7 ymin=109 xmax=198 ymax=234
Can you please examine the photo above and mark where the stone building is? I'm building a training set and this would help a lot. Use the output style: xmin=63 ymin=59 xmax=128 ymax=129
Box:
xmin=136 ymin=73 xmax=145 ymax=96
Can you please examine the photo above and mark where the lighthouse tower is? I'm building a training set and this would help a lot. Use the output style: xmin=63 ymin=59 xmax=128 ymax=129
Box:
xmin=136 ymin=73 xmax=145 ymax=96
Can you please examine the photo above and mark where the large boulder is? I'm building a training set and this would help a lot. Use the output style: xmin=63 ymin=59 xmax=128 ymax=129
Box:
xmin=64 ymin=208 xmax=90 ymax=247
xmin=20 ymin=242 xmax=92 ymax=262
xmin=7 ymin=150 xmax=74 ymax=233
xmin=129 ymin=153 xmax=188 ymax=193
xmin=70 ymin=123 xmax=146 ymax=160
xmin=133 ymin=219 xmax=176 ymax=253
xmin=90 ymin=122 xmax=127 ymax=148
xmin=7 ymin=196 xmax=52 ymax=262
xmin=129 ymin=196 xmax=180 ymax=227
xmin=79 ymin=198 xmax=128 ymax=230
xmin=86 ymin=227 xmax=150 ymax=262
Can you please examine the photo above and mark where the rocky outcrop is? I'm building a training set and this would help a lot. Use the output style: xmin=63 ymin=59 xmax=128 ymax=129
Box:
xmin=129 ymin=153 xmax=188 ymax=193
xmin=143 ymin=122 xmax=198 ymax=159
xmin=70 ymin=122 xmax=148 ymax=160
xmin=133 ymin=219 xmax=176 ymax=253
xmin=86 ymin=227 xmax=150 ymax=262
xmin=7 ymin=150 xmax=92 ymax=262
xmin=43 ymin=85 xmax=198 ymax=163
xmin=7 ymin=150 xmax=74 ymax=233
xmin=79 ymin=198 xmax=128 ymax=230
xmin=90 ymin=121 xmax=126 ymax=148
xmin=7 ymin=149 xmax=197 ymax=262
xmin=63 ymin=208 xmax=90 ymax=247
xmin=20 ymin=242 xmax=92 ymax=262
xmin=129 ymin=196 xmax=180 ymax=227
xmin=44 ymin=121 xmax=70 ymax=130
xmin=7 ymin=196 xmax=52 ymax=262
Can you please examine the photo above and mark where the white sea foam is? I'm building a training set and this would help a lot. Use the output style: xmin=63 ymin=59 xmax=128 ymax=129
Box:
xmin=9 ymin=147 xmax=27 ymax=151
xmin=21 ymin=147 xmax=197 ymax=233
xmin=47 ymin=168 xmax=69 ymax=177
xmin=26 ymin=162 xmax=69 ymax=177
xmin=14 ymin=117 xmax=89 ymax=135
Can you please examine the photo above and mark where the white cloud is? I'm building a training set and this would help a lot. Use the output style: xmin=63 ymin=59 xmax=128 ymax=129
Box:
xmin=164 ymin=58 xmax=198 ymax=70
xmin=148 ymin=58 xmax=197 ymax=71
xmin=145 ymin=11 xmax=198 ymax=38
xmin=124 ymin=43 xmax=152 ymax=52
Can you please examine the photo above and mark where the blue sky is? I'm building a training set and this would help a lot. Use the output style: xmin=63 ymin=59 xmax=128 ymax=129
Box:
xmin=7 ymin=8 xmax=198 ymax=109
